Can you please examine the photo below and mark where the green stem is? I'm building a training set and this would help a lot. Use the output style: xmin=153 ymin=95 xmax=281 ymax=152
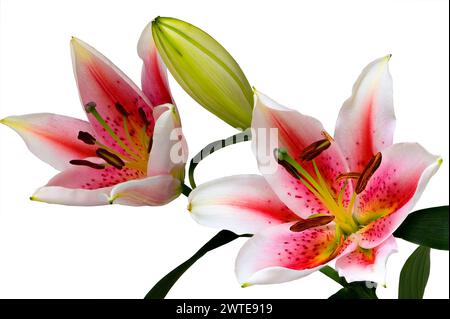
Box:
xmin=188 ymin=129 xmax=251 ymax=189
xmin=181 ymin=183 xmax=192 ymax=197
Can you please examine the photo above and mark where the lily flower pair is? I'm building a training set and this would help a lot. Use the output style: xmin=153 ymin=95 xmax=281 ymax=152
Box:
xmin=1 ymin=16 xmax=442 ymax=289
xmin=1 ymin=25 xmax=187 ymax=206
xmin=188 ymin=56 xmax=441 ymax=286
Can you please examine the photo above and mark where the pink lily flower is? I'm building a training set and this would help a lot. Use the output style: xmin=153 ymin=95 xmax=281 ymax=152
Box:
xmin=0 ymin=31 xmax=187 ymax=206
xmin=188 ymin=56 xmax=441 ymax=286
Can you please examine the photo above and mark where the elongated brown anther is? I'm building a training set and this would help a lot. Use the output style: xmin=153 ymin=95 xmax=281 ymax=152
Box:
xmin=77 ymin=131 xmax=96 ymax=145
xmin=138 ymin=107 xmax=150 ymax=126
xmin=115 ymin=102 xmax=129 ymax=117
xmin=336 ymin=172 xmax=361 ymax=182
xmin=355 ymin=152 xmax=382 ymax=194
xmin=290 ymin=215 xmax=335 ymax=232
xmin=300 ymin=139 xmax=331 ymax=161
xmin=69 ymin=159 xmax=105 ymax=170
xmin=274 ymin=148 xmax=302 ymax=179
xmin=96 ymin=148 xmax=125 ymax=169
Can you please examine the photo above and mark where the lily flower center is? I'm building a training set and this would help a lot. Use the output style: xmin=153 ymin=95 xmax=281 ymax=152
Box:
xmin=275 ymin=134 xmax=383 ymax=235
xmin=70 ymin=101 xmax=152 ymax=174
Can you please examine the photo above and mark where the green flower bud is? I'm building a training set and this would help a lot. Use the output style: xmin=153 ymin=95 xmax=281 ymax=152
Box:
xmin=151 ymin=17 xmax=253 ymax=129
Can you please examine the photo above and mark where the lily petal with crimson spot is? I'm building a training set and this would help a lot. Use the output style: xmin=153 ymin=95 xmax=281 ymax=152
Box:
xmin=335 ymin=55 xmax=395 ymax=171
xmin=188 ymin=56 xmax=441 ymax=286
xmin=236 ymin=222 xmax=356 ymax=286
xmin=1 ymin=35 xmax=188 ymax=207
xmin=335 ymin=235 xmax=398 ymax=284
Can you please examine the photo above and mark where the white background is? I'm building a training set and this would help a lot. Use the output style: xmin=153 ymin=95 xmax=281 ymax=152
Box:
xmin=0 ymin=0 xmax=448 ymax=299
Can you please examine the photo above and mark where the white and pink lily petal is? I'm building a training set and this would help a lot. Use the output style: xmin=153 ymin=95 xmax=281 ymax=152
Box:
xmin=188 ymin=174 xmax=357 ymax=285
xmin=71 ymin=37 xmax=156 ymax=159
xmin=188 ymin=56 xmax=441 ymax=286
xmin=252 ymin=91 xmax=353 ymax=221
xmin=147 ymin=104 xmax=188 ymax=182
xmin=354 ymin=143 xmax=442 ymax=248
xmin=138 ymin=22 xmax=174 ymax=107
xmin=236 ymin=222 xmax=358 ymax=286
xmin=26 ymin=103 xmax=185 ymax=207
xmin=335 ymin=55 xmax=395 ymax=172
xmin=0 ymin=113 xmax=97 ymax=171
xmin=335 ymin=236 xmax=398 ymax=284
xmin=1 ymin=37 xmax=187 ymax=207
xmin=188 ymin=175 xmax=300 ymax=235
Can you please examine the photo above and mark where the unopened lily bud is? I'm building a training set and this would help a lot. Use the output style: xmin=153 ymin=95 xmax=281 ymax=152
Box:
xmin=151 ymin=17 xmax=253 ymax=129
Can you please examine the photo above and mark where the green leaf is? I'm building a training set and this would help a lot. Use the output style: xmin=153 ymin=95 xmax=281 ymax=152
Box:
xmin=394 ymin=206 xmax=449 ymax=250
xmin=329 ymin=282 xmax=378 ymax=299
xmin=145 ymin=230 xmax=250 ymax=299
xmin=398 ymin=246 xmax=431 ymax=299
xmin=319 ymin=266 xmax=348 ymax=286
xmin=325 ymin=269 xmax=378 ymax=299
xmin=152 ymin=17 xmax=253 ymax=129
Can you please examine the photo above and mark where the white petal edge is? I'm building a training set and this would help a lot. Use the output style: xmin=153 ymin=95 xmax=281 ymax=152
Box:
xmin=188 ymin=174 xmax=300 ymax=235
xmin=358 ymin=143 xmax=442 ymax=249
xmin=31 ymin=186 xmax=111 ymax=206
xmin=109 ymin=174 xmax=181 ymax=206
xmin=147 ymin=104 xmax=188 ymax=180
xmin=336 ymin=236 xmax=398 ymax=284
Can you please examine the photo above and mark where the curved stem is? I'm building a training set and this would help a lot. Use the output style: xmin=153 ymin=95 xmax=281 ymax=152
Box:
xmin=181 ymin=183 xmax=192 ymax=197
xmin=188 ymin=129 xmax=251 ymax=189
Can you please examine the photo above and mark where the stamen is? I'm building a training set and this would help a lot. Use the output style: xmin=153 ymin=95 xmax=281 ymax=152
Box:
xmin=93 ymin=140 xmax=134 ymax=162
xmin=274 ymin=149 xmax=327 ymax=204
xmin=290 ymin=215 xmax=335 ymax=232
xmin=69 ymin=159 xmax=105 ymax=170
xmin=355 ymin=152 xmax=382 ymax=194
xmin=300 ymin=139 xmax=331 ymax=161
xmin=138 ymin=107 xmax=150 ymax=126
xmin=77 ymin=131 xmax=96 ymax=145
xmin=136 ymin=107 xmax=151 ymax=151
xmin=312 ymin=160 xmax=358 ymax=234
xmin=84 ymin=101 xmax=140 ymax=161
xmin=138 ymin=125 xmax=150 ymax=151
xmin=274 ymin=148 xmax=323 ymax=196
xmin=336 ymin=172 xmax=361 ymax=182
xmin=274 ymin=149 xmax=302 ymax=178
xmin=121 ymin=115 xmax=145 ymax=159
xmin=96 ymin=148 xmax=125 ymax=169
xmin=115 ymin=102 xmax=129 ymax=117
xmin=337 ymin=180 xmax=348 ymax=206
xmin=275 ymin=149 xmax=358 ymax=234
xmin=347 ymin=192 xmax=357 ymax=216
xmin=321 ymin=130 xmax=334 ymax=142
